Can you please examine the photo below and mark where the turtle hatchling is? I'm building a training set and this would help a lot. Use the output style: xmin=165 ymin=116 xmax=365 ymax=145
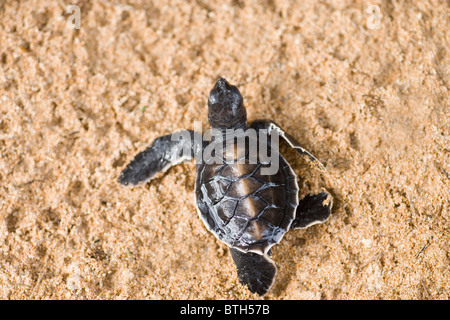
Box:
xmin=119 ymin=78 xmax=332 ymax=296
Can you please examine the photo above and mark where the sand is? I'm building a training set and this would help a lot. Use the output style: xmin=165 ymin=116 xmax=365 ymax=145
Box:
xmin=0 ymin=0 xmax=449 ymax=300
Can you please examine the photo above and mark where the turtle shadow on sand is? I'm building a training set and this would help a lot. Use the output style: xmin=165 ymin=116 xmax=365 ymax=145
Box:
xmin=271 ymin=186 xmax=345 ymax=297
xmin=270 ymin=227 xmax=327 ymax=297
xmin=270 ymin=235 xmax=308 ymax=297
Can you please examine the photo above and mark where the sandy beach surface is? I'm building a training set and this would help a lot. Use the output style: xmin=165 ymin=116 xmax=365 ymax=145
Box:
xmin=0 ymin=0 xmax=449 ymax=299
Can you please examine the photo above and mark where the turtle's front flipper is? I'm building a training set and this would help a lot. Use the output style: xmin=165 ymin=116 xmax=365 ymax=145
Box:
xmin=291 ymin=192 xmax=332 ymax=229
xmin=119 ymin=130 xmax=202 ymax=186
xmin=250 ymin=119 xmax=327 ymax=172
xmin=229 ymin=247 xmax=276 ymax=296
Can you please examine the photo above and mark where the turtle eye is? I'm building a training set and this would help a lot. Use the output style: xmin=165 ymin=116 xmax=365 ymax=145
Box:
xmin=208 ymin=92 xmax=219 ymax=105
xmin=209 ymin=77 xmax=238 ymax=106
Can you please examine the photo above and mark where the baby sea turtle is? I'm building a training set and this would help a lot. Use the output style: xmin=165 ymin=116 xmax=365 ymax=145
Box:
xmin=119 ymin=78 xmax=332 ymax=296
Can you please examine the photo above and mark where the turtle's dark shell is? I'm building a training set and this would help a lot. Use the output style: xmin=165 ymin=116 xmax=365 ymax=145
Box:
xmin=195 ymin=135 xmax=299 ymax=254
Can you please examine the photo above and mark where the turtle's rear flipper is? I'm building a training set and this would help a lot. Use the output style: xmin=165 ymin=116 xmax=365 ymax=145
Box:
xmin=291 ymin=192 xmax=332 ymax=229
xmin=119 ymin=130 xmax=202 ymax=186
xmin=250 ymin=119 xmax=327 ymax=172
xmin=229 ymin=248 xmax=276 ymax=296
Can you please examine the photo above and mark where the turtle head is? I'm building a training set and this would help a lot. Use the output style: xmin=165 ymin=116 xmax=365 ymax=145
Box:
xmin=208 ymin=78 xmax=247 ymax=130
